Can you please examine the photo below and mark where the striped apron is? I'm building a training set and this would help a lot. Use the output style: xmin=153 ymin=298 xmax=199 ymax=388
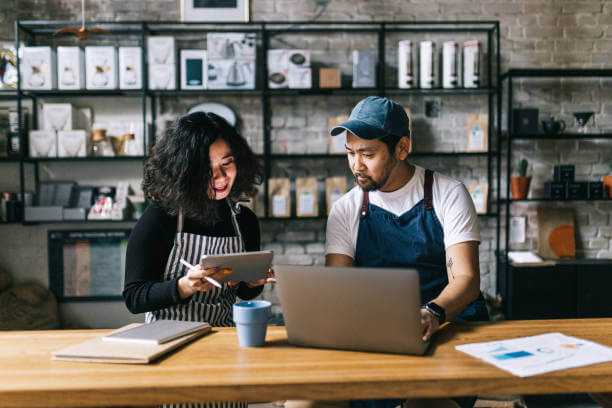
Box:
xmin=146 ymin=200 xmax=247 ymax=408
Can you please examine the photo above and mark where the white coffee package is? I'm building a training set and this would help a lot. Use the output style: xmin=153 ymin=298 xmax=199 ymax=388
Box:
xmin=463 ymin=40 xmax=480 ymax=88
xmin=419 ymin=40 xmax=435 ymax=89
xmin=148 ymin=64 xmax=176 ymax=90
xmin=147 ymin=37 xmax=175 ymax=64
xmin=442 ymin=41 xmax=458 ymax=89
xmin=398 ymin=40 xmax=413 ymax=89
xmin=352 ymin=50 xmax=376 ymax=88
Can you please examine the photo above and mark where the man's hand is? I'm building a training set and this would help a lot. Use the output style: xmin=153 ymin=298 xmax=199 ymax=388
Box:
xmin=421 ymin=307 xmax=440 ymax=342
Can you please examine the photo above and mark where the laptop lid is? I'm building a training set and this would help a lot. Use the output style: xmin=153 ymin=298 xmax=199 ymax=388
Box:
xmin=275 ymin=265 xmax=425 ymax=355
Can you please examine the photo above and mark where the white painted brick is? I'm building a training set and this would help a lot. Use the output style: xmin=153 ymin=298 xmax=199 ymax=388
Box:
xmin=276 ymin=231 xmax=317 ymax=242
xmin=306 ymin=243 xmax=325 ymax=254
xmin=272 ymin=254 xmax=314 ymax=266
xmin=588 ymin=238 xmax=610 ymax=249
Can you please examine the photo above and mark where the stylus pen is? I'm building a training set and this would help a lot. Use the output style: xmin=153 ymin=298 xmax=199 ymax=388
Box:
xmin=179 ymin=259 xmax=223 ymax=288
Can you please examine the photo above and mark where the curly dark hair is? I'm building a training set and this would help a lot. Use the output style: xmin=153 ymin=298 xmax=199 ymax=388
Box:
xmin=143 ymin=111 xmax=263 ymax=225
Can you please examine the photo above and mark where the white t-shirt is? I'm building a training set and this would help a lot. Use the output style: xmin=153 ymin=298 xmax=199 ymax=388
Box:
xmin=325 ymin=165 xmax=480 ymax=259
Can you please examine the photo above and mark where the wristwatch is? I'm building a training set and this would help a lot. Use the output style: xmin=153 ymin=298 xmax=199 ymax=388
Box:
xmin=423 ymin=302 xmax=446 ymax=325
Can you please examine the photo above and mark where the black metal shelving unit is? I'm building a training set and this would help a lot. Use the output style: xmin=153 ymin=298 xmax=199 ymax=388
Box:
xmin=498 ymin=68 xmax=612 ymax=298
xmin=13 ymin=19 xmax=500 ymax=225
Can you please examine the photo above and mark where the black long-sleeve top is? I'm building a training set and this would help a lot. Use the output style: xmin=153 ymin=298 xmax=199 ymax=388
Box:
xmin=123 ymin=202 xmax=263 ymax=314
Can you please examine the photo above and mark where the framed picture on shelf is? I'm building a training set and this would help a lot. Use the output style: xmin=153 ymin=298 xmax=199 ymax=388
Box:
xmin=468 ymin=182 xmax=488 ymax=215
xmin=466 ymin=113 xmax=488 ymax=152
xmin=181 ymin=0 xmax=249 ymax=22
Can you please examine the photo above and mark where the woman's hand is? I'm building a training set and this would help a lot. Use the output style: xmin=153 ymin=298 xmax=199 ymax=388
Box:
xmin=228 ymin=268 xmax=276 ymax=288
xmin=178 ymin=266 xmax=232 ymax=299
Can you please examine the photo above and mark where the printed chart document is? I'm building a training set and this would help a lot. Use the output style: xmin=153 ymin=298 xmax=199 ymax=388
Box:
xmin=456 ymin=332 xmax=612 ymax=377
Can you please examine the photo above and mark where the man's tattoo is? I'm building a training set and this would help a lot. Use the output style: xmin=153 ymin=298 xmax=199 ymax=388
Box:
xmin=447 ymin=257 xmax=455 ymax=279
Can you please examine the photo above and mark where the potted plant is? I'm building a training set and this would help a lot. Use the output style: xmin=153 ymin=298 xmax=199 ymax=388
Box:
xmin=511 ymin=158 xmax=531 ymax=199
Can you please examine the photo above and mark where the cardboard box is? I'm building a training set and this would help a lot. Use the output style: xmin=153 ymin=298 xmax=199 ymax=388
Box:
xmin=57 ymin=130 xmax=87 ymax=158
xmin=57 ymin=46 xmax=85 ymax=90
xmin=22 ymin=46 xmax=56 ymax=90
xmin=319 ymin=68 xmax=341 ymax=88
xmin=41 ymin=103 xmax=75 ymax=132
xmin=207 ymin=33 xmax=255 ymax=60
xmin=148 ymin=64 xmax=176 ymax=90
xmin=180 ymin=49 xmax=207 ymax=90
xmin=147 ymin=37 xmax=175 ymax=64
xmin=207 ymin=59 xmax=255 ymax=90
xmin=119 ymin=47 xmax=142 ymax=89
xmin=85 ymin=46 xmax=117 ymax=89
xmin=29 ymin=130 xmax=57 ymax=158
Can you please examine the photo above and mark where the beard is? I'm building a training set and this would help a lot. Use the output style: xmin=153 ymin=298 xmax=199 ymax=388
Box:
xmin=353 ymin=157 xmax=397 ymax=192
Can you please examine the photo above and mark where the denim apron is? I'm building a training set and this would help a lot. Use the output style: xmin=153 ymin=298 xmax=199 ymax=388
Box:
xmin=146 ymin=200 xmax=247 ymax=408
xmin=350 ymin=169 xmax=488 ymax=408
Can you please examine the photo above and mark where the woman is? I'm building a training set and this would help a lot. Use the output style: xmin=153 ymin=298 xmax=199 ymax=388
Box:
xmin=123 ymin=111 xmax=270 ymax=332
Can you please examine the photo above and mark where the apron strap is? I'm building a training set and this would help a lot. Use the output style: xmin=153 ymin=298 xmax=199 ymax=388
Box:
xmin=227 ymin=199 xmax=244 ymax=245
xmin=177 ymin=209 xmax=184 ymax=233
xmin=360 ymin=190 xmax=370 ymax=219
xmin=423 ymin=169 xmax=434 ymax=210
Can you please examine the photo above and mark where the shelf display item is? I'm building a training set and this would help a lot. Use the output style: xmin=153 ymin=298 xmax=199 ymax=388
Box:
xmin=352 ymin=50 xmax=376 ymax=88
xmin=0 ymin=44 xmax=18 ymax=89
xmin=398 ymin=40 xmax=413 ymax=89
xmin=441 ymin=41 xmax=458 ymax=89
xmin=419 ymin=40 xmax=435 ymax=89
xmin=85 ymin=46 xmax=117 ymax=89
xmin=29 ymin=130 xmax=57 ymax=158
xmin=553 ymin=164 xmax=575 ymax=183
xmin=573 ymin=111 xmax=594 ymax=133
xmin=180 ymin=49 xmax=207 ymax=90
xmin=57 ymin=130 xmax=87 ymax=158
xmin=328 ymin=115 xmax=349 ymax=154
xmin=466 ymin=113 xmax=488 ymax=152
xmin=296 ymin=177 xmax=319 ymax=217
xmin=149 ymin=64 xmax=176 ymax=90
xmin=544 ymin=182 xmax=565 ymax=200
xmin=207 ymin=59 xmax=254 ymax=90
xmin=90 ymin=128 xmax=114 ymax=157
xmin=537 ymin=207 xmax=575 ymax=260
xmin=319 ymin=68 xmax=341 ymax=88
xmin=287 ymin=50 xmax=310 ymax=69
xmin=147 ymin=36 xmax=175 ymax=65
xmin=325 ymin=177 xmax=347 ymax=215
xmin=102 ymin=122 xmax=147 ymax=156
xmin=57 ymin=46 xmax=84 ymax=90
xmin=268 ymin=178 xmax=290 ymax=218
xmin=288 ymin=67 xmax=311 ymax=89
xmin=118 ymin=47 xmax=142 ymax=90
xmin=463 ymin=40 xmax=480 ymax=88
xmin=541 ymin=118 xmax=565 ymax=136
xmin=41 ymin=103 xmax=75 ymax=132
xmin=512 ymin=108 xmax=539 ymax=135
xmin=267 ymin=49 xmax=289 ymax=89
xmin=468 ymin=183 xmax=488 ymax=215
xmin=207 ymin=33 xmax=255 ymax=60
xmin=22 ymin=46 xmax=56 ymax=90
xmin=587 ymin=181 xmax=604 ymax=200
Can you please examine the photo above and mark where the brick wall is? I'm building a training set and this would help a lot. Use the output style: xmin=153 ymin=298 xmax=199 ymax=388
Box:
xmin=0 ymin=0 xmax=610 ymax=327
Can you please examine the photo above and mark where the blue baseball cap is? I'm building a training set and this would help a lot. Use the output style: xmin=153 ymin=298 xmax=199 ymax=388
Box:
xmin=330 ymin=96 xmax=410 ymax=140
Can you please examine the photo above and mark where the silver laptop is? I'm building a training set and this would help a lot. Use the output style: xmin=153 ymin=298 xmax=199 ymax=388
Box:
xmin=275 ymin=265 xmax=426 ymax=355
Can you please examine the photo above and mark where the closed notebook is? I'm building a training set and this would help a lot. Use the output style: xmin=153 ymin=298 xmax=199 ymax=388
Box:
xmin=102 ymin=319 xmax=210 ymax=344
xmin=51 ymin=322 xmax=211 ymax=364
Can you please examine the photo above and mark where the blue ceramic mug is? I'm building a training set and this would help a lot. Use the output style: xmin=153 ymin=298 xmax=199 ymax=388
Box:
xmin=233 ymin=300 xmax=271 ymax=347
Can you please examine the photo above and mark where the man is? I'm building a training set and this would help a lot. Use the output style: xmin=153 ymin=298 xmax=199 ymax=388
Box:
xmin=325 ymin=96 xmax=488 ymax=408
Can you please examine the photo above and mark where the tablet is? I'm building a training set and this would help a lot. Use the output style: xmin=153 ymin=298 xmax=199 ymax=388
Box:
xmin=200 ymin=250 xmax=274 ymax=283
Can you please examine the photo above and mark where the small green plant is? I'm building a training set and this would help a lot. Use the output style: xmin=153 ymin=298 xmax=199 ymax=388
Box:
xmin=518 ymin=159 xmax=528 ymax=177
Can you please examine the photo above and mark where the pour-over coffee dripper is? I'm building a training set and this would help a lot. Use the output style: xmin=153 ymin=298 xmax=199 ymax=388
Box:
xmin=573 ymin=112 xmax=594 ymax=133
xmin=61 ymin=66 xmax=75 ymax=86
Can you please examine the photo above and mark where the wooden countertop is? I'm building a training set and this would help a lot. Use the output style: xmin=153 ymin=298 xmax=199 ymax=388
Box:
xmin=1 ymin=318 xmax=611 ymax=407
